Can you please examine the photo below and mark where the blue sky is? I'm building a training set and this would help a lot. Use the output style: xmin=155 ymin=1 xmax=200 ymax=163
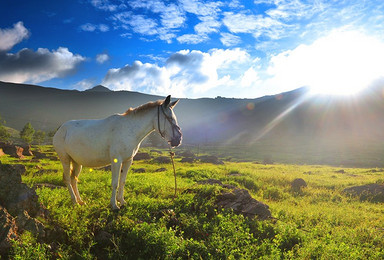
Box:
xmin=1 ymin=0 xmax=384 ymax=98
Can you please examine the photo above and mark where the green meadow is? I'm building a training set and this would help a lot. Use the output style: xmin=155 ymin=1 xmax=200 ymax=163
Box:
xmin=2 ymin=145 xmax=384 ymax=259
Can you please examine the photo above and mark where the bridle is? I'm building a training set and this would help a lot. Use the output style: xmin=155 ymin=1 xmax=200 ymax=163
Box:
xmin=157 ymin=105 xmax=181 ymax=140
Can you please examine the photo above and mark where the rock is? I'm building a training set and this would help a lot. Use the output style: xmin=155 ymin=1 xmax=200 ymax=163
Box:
xmin=0 ymin=163 xmax=51 ymax=256
xmin=152 ymin=156 xmax=171 ymax=164
xmin=95 ymin=230 xmax=113 ymax=247
xmin=291 ymin=178 xmax=307 ymax=192
xmin=180 ymin=157 xmax=194 ymax=163
xmin=134 ymin=152 xmax=151 ymax=160
xmin=32 ymin=151 xmax=48 ymax=160
xmin=99 ymin=165 xmax=111 ymax=171
xmin=132 ymin=168 xmax=146 ymax=173
xmin=198 ymin=155 xmax=224 ymax=165
xmin=343 ymin=184 xmax=384 ymax=202
xmin=33 ymin=169 xmax=58 ymax=176
xmin=0 ymin=142 xmax=24 ymax=159
xmin=198 ymin=179 xmax=271 ymax=219
xmin=33 ymin=183 xmax=63 ymax=190
xmin=179 ymin=150 xmax=195 ymax=158
xmin=154 ymin=168 xmax=167 ymax=172
xmin=335 ymin=169 xmax=346 ymax=173
xmin=15 ymin=211 xmax=46 ymax=239
xmin=0 ymin=163 xmax=41 ymax=218
xmin=22 ymin=145 xmax=34 ymax=156
xmin=0 ymin=206 xmax=18 ymax=257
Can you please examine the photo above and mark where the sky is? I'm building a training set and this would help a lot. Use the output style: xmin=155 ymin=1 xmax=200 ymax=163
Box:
xmin=1 ymin=0 xmax=384 ymax=98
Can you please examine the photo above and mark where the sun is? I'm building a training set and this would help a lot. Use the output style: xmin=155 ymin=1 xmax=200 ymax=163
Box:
xmin=306 ymin=30 xmax=384 ymax=95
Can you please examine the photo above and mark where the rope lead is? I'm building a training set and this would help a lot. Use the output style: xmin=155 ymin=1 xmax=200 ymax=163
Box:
xmin=169 ymin=149 xmax=177 ymax=200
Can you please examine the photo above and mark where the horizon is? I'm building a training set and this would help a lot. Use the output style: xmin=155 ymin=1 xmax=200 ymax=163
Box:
xmin=1 ymin=1 xmax=384 ymax=98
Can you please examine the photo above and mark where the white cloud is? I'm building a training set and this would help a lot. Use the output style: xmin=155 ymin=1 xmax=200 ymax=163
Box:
xmin=80 ymin=23 xmax=110 ymax=32
xmin=96 ymin=53 xmax=110 ymax=64
xmin=194 ymin=18 xmax=221 ymax=34
xmin=223 ymin=12 xmax=288 ymax=40
xmin=0 ymin=22 xmax=30 ymax=52
xmin=102 ymin=60 xmax=171 ymax=94
xmin=177 ymin=33 xmax=209 ymax=44
xmin=241 ymin=67 xmax=260 ymax=87
xmin=129 ymin=15 xmax=158 ymax=35
xmin=73 ymin=79 xmax=95 ymax=90
xmin=263 ymin=0 xmax=324 ymax=21
xmin=90 ymin=0 xmax=125 ymax=11
xmin=220 ymin=32 xmax=241 ymax=46
xmin=160 ymin=3 xmax=186 ymax=29
xmin=0 ymin=47 xmax=85 ymax=84
xmin=102 ymin=48 xmax=253 ymax=97
xmin=179 ymin=0 xmax=222 ymax=17
xmin=222 ymin=12 xmax=260 ymax=33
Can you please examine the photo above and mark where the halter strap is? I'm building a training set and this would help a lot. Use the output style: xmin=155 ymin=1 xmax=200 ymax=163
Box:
xmin=157 ymin=105 xmax=165 ymax=138
xmin=157 ymin=105 xmax=180 ymax=140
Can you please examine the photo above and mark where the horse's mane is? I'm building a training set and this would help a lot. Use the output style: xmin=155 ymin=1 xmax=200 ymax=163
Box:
xmin=122 ymin=99 xmax=163 ymax=116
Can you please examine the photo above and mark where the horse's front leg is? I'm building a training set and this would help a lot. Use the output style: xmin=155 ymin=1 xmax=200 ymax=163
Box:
xmin=117 ymin=159 xmax=132 ymax=207
xmin=110 ymin=158 xmax=122 ymax=210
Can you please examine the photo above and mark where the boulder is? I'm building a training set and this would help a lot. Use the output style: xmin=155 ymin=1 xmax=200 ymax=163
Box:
xmin=0 ymin=163 xmax=40 ymax=217
xmin=132 ymin=168 xmax=146 ymax=173
xmin=198 ymin=155 xmax=224 ymax=165
xmin=32 ymin=151 xmax=48 ymax=160
xmin=180 ymin=157 xmax=194 ymax=163
xmin=179 ymin=150 xmax=195 ymax=158
xmin=22 ymin=145 xmax=34 ymax=156
xmin=154 ymin=168 xmax=167 ymax=172
xmin=0 ymin=206 xmax=18 ymax=257
xmin=291 ymin=178 xmax=307 ymax=192
xmin=343 ymin=184 xmax=384 ymax=202
xmin=198 ymin=179 xmax=271 ymax=219
xmin=0 ymin=163 xmax=51 ymax=256
xmin=152 ymin=156 xmax=171 ymax=164
xmin=134 ymin=152 xmax=151 ymax=160
xmin=0 ymin=142 xmax=24 ymax=159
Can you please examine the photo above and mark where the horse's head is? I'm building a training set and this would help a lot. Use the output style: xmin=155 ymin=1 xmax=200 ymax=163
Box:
xmin=157 ymin=95 xmax=182 ymax=148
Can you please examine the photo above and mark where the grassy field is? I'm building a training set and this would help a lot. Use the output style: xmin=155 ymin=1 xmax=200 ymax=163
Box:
xmin=2 ymin=145 xmax=384 ymax=259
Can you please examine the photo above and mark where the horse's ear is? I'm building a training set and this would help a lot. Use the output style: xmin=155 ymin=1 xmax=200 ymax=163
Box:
xmin=163 ymin=95 xmax=171 ymax=107
xmin=169 ymin=99 xmax=179 ymax=109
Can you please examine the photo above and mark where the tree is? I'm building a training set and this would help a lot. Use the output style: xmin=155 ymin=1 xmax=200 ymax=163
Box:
xmin=0 ymin=114 xmax=10 ymax=141
xmin=33 ymin=130 xmax=46 ymax=145
xmin=20 ymin=122 xmax=35 ymax=144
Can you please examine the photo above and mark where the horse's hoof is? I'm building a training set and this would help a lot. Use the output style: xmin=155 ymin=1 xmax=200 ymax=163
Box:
xmin=112 ymin=207 xmax=120 ymax=213
xmin=118 ymin=200 xmax=127 ymax=206
xmin=78 ymin=200 xmax=86 ymax=205
xmin=111 ymin=204 xmax=120 ymax=211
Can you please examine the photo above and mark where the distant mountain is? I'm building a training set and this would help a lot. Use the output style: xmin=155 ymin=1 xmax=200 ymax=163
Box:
xmin=1 ymin=80 xmax=384 ymax=166
xmin=84 ymin=85 xmax=112 ymax=92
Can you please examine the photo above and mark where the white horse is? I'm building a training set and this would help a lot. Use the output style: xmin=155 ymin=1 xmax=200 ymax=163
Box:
xmin=53 ymin=95 xmax=182 ymax=210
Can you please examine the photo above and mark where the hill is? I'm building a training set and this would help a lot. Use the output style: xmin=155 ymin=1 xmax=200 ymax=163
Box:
xmin=1 ymin=80 xmax=384 ymax=166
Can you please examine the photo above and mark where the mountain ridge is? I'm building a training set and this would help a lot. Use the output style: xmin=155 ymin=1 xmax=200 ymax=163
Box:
xmin=1 ymin=81 xmax=384 ymax=160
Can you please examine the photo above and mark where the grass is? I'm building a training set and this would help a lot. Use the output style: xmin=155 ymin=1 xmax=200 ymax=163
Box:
xmin=2 ymin=145 xmax=384 ymax=259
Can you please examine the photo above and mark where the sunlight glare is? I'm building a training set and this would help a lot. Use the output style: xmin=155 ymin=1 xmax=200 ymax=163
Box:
xmin=268 ymin=30 xmax=384 ymax=96
xmin=307 ymin=30 xmax=384 ymax=95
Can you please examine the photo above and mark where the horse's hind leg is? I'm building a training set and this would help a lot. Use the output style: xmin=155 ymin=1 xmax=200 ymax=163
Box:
xmin=71 ymin=161 xmax=85 ymax=205
xmin=59 ymin=155 xmax=78 ymax=204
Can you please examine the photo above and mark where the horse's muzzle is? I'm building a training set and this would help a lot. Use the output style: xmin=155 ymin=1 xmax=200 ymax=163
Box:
xmin=170 ymin=136 xmax=182 ymax=148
